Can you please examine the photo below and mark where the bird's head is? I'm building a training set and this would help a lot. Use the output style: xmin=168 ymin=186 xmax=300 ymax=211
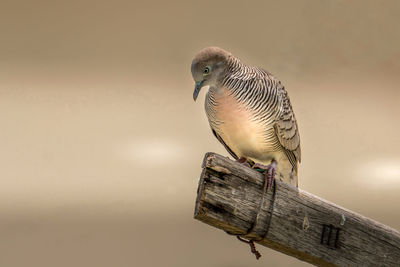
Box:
xmin=191 ymin=47 xmax=231 ymax=101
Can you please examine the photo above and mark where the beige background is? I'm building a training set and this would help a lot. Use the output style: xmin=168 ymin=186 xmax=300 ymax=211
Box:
xmin=1 ymin=1 xmax=400 ymax=266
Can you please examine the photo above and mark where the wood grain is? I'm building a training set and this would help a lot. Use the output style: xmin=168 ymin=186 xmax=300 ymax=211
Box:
xmin=194 ymin=152 xmax=400 ymax=266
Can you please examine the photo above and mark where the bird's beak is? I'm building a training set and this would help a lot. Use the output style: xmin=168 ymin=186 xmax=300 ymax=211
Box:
xmin=193 ymin=80 xmax=204 ymax=101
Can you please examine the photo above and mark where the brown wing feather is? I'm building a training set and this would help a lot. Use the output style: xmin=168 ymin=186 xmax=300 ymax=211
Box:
xmin=274 ymin=87 xmax=301 ymax=170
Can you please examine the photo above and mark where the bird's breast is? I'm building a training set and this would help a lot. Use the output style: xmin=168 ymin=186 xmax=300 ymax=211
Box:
xmin=206 ymin=88 xmax=275 ymax=161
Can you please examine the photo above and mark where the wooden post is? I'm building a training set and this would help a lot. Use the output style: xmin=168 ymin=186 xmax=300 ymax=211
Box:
xmin=194 ymin=152 xmax=400 ymax=267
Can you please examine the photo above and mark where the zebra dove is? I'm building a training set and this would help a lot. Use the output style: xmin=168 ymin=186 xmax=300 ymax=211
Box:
xmin=191 ymin=47 xmax=301 ymax=187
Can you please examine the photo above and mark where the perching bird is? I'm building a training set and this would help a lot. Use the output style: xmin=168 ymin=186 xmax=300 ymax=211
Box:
xmin=191 ymin=47 xmax=301 ymax=187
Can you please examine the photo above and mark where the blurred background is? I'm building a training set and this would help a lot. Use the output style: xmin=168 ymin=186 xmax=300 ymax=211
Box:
xmin=1 ymin=0 xmax=399 ymax=266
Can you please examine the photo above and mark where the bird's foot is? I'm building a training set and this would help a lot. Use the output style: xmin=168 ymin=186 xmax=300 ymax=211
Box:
xmin=252 ymin=162 xmax=269 ymax=172
xmin=252 ymin=161 xmax=277 ymax=191
xmin=236 ymin=157 xmax=251 ymax=167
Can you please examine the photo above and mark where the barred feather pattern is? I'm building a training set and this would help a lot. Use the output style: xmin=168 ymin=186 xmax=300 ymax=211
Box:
xmin=205 ymin=56 xmax=301 ymax=173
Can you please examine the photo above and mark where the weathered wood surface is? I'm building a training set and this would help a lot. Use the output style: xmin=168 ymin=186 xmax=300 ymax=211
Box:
xmin=194 ymin=152 xmax=400 ymax=267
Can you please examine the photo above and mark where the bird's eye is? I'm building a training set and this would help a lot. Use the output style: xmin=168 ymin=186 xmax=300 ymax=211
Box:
xmin=203 ymin=66 xmax=211 ymax=75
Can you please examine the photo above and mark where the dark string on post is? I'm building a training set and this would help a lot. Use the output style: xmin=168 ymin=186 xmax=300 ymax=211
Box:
xmin=225 ymin=166 xmax=277 ymax=260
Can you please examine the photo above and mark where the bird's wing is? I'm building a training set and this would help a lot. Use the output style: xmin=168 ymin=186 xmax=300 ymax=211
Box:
xmin=274 ymin=86 xmax=301 ymax=169
xmin=211 ymin=129 xmax=239 ymax=160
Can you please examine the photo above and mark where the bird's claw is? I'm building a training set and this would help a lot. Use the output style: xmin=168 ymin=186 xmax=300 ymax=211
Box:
xmin=252 ymin=162 xmax=269 ymax=172
xmin=252 ymin=162 xmax=276 ymax=191
xmin=236 ymin=157 xmax=251 ymax=167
